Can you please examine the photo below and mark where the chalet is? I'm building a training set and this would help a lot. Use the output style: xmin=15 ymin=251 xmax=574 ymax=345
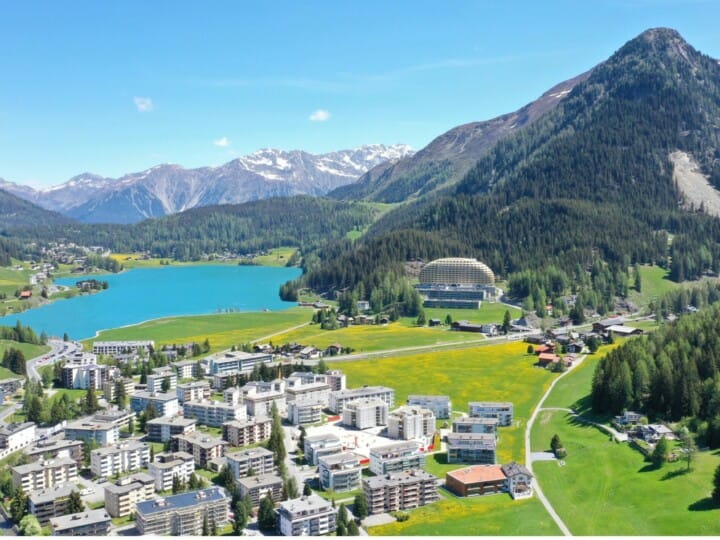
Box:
xmin=298 ymin=347 xmax=320 ymax=360
xmin=639 ymin=424 xmax=675 ymax=443
xmin=534 ymin=344 xmax=556 ymax=355
xmin=428 ymin=319 xmax=442 ymax=327
xmin=324 ymin=344 xmax=343 ymax=356
xmin=606 ymin=325 xmax=643 ymax=337
xmin=19 ymin=290 xmax=32 ymax=299
xmin=615 ymin=410 xmax=643 ymax=425
xmin=592 ymin=316 xmax=625 ymax=333
xmin=566 ymin=342 xmax=585 ymax=354
xmin=537 ymin=353 xmax=560 ymax=367
xmin=452 ymin=320 xmax=484 ymax=333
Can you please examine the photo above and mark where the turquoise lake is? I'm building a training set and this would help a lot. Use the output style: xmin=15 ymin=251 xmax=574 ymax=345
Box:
xmin=0 ymin=265 xmax=302 ymax=340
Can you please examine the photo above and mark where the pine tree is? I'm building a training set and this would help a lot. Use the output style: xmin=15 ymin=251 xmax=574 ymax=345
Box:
xmin=303 ymin=482 xmax=312 ymax=496
xmin=233 ymin=500 xmax=248 ymax=535
xmin=10 ymin=489 xmax=28 ymax=523
xmin=67 ymin=490 xmax=84 ymax=514
xmin=651 ymin=436 xmax=670 ymax=467
xmin=267 ymin=402 xmax=286 ymax=467
xmin=347 ymin=520 xmax=360 ymax=536
xmin=712 ymin=463 xmax=720 ymax=503
xmin=502 ymin=310 xmax=511 ymax=334
xmin=353 ymin=493 xmax=369 ymax=520
xmin=258 ymin=494 xmax=276 ymax=532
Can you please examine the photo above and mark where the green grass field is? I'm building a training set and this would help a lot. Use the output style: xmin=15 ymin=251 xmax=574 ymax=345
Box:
xmin=0 ymin=339 xmax=50 ymax=364
xmin=108 ymin=247 xmax=299 ymax=270
xmin=532 ymin=411 xmax=720 ymax=535
xmin=82 ymin=309 xmax=310 ymax=352
xmin=423 ymin=303 xmax=521 ymax=325
xmin=531 ymin=337 xmax=720 ymax=535
xmin=628 ymin=265 xmax=681 ymax=308
xmin=368 ymin=489 xmax=560 ymax=536
xmin=330 ymin=341 xmax=557 ymax=466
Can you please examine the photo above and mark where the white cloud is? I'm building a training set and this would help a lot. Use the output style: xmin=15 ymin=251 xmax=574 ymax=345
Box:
xmin=213 ymin=136 xmax=231 ymax=147
xmin=133 ymin=97 xmax=154 ymax=112
xmin=309 ymin=109 xmax=331 ymax=122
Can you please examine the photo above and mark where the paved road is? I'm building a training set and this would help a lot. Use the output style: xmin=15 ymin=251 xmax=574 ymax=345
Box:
xmin=26 ymin=338 xmax=82 ymax=383
xmin=524 ymin=357 xmax=585 ymax=536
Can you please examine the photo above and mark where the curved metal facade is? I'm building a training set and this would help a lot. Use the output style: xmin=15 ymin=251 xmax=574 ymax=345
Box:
xmin=418 ymin=258 xmax=495 ymax=286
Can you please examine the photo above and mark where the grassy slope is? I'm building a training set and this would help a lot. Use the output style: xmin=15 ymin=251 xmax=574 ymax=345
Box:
xmin=108 ymin=247 xmax=299 ymax=270
xmin=531 ymin=340 xmax=720 ymax=535
xmin=0 ymin=339 xmax=50 ymax=364
xmin=368 ymin=490 xmax=561 ymax=536
xmin=82 ymin=309 xmax=310 ymax=352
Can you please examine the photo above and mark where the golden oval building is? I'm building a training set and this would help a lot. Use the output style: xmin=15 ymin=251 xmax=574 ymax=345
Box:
xmin=416 ymin=257 xmax=499 ymax=309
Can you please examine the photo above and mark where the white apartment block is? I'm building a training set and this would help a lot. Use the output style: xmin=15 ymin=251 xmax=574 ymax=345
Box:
xmin=287 ymin=399 xmax=324 ymax=426
xmin=319 ymin=452 xmax=362 ymax=492
xmin=468 ymin=402 xmax=514 ymax=426
xmin=407 ymin=395 xmax=452 ymax=419
xmin=222 ymin=418 xmax=272 ymax=447
xmin=243 ymin=391 xmax=286 ymax=419
xmin=452 ymin=417 xmax=499 ymax=436
xmin=93 ymin=340 xmax=154 ymax=356
xmin=147 ymin=367 xmax=177 ymax=394
xmin=135 ymin=487 xmax=230 ymax=536
xmin=103 ymin=377 xmax=135 ymax=402
xmin=223 ymin=386 xmax=242 ymax=406
xmin=284 ymin=379 xmax=331 ymax=406
xmin=369 ymin=441 xmax=426 ymax=476
xmin=63 ymin=419 xmax=119 ymax=446
xmin=446 ymin=433 xmax=497 ymax=464
xmin=172 ymin=360 xmax=197 ymax=380
xmin=12 ymin=458 xmax=78 ymax=492
xmin=325 ymin=370 xmax=346 ymax=392
xmin=304 ymin=433 xmax=343 ymax=466
xmin=342 ymin=399 xmax=389 ymax=429
xmin=363 ymin=470 xmax=438 ymax=514
xmin=208 ymin=351 xmax=273 ymax=374
xmin=183 ymin=400 xmax=247 ymax=427
xmin=173 ymin=432 xmax=228 ymax=469
xmin=329 ymin=386 xmax=395 ymax=414
xmin=90 ymin=440 xmax=150 ymax=478
xmin=104 ymin=473 xmax=156 ymax=518
xmin=0 ymin=422 xmax=36 ymax=452
xmin=226 ymin=447 xmax=274 ymax=481
xmin=130 ymin=391 xmax=179 ymax=417
xmin=176 ymin=381 xmax=211 ymax=404
xmin=147 ymin=416 xmax=197 ymax=443
xmin=387 ymin=406 xmax=435 ymax=440
xmin=278 ymin=495 xmax=337 ymax=537
xmin=149 ymin=452 xmax=195 ymax=492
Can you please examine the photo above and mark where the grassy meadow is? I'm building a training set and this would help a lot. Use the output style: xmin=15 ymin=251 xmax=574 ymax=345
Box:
xmin=0 ymin=339 xmax=50 ymax=363
xmin=368 ymin=489 xmax=561 ymax=536
xmin=108 ymin=247 xmax=299 ymax=270
xmin=531 ymin=337 xmax=720 ymax=535
xmin=83 ymin=309 xmax=310 ymax=352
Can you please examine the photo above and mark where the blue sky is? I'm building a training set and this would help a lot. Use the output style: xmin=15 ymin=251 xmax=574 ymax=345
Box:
xmin=1 ymin=0 xmax=719 ymax=187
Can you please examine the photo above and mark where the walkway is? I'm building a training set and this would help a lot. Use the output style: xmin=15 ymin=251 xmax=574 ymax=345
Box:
xmin=539 ymin=407 xmax=628 ymax=442
xmin=524 ymin=357 xmax=588 ymax=536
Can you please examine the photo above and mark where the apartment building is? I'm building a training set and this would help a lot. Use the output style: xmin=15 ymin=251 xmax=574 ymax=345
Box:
xmin=446 ymin=433 xmax=497 ymax=464
xmin=226 ymin=447 xmax=274 ymax=481
xmin=0 ymin=422 xmax=36 ymax=452
xmin=104 ymin=473 xmax=156 ymax=518
xmin=183 ymin=400 xmax=247 ymax=427
xmin=452 ymin=417 xmax=499 ymax=436
xmin=369 ymin=441 xmax=425 ymax=476
xmin=468 ymin=402 xmax=514 ymax=426
xmin=24 ymin=439 xmax=83 ymax=465
xmin=176 ymin=381 xmax=211 ymax=404
xmin=146 ymin=415 xmax=197 ymax=443
xmin=223 ymin=387 xmax=242 ymax=406
xmin=49 ymin=509 xmax=112 ymax=536
xmin=342 ymin=399 xmax=389 ymax=429
xmin=136 ymin=487 xmax=229 ymax=535
xmin=92 ymin=408 xmax=135 ymax=430
xmin=284 ymin=378 xmax=331 ymax=406
xmin=236 ymin=474 xmax=283 ymax=507
xmin=304 ymin=433 xmax=343 ymax=466
xmin=130 ymin=391 xmax=179 ymax=418
xmin=28 ymin=483 xmax=75 ymax=525
xmin=173 ymin=432 xmax=228 ymax=469
xmin=287 ymin=399 xmax=324 ymax=426
xmin=60 ymin=352 xmax=110 ymax=390
xmin=445 ymin=461 xmax=533 ymax=499
xmin=319 ymin=452 xmax=362 ymax=492
xmin=222 ymin=418 xmax=272 ymax=447
xmin=90 ymin=440 xmax=150 ymax=478
xmin=93 ymin=340 xmax=154 ymax=356
xmin=63 ymin=419 xmax=119 ymax=445
xmin=387 ymin=406 xmax=435 ymax=440
xmin=242 ymin=381 xmax=287 ymax=419
xmin=407 ymin=395 xmax=452 ymax=419
xmin=147 ymin=367 xmax=177 ymax=394
xmin=103 ymin=377 xmax=135 ymax=403
xmin=329 ymin=386 xmax=395 ymax=414
xmin=149 ymin=452 xmax=195 ymax=492
xmin=325 ymin=370 xmax=346 ymax=392
xmin=363 ymin=470 xmax=438 ymax=514
xmin=172 ymin=359 xmax=197 ymax=380
xmin=208 ymin=351 xmax=273 ymax=375
xmin=12 ymin=458 xmax=78 ymax=492
xmin=278 ymin=495 xmax=337 ymax=536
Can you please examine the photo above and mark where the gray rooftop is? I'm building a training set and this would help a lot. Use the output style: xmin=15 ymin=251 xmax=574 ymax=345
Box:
xmin=132 ymin=391 xmax=178 ymax=402
xmin=468 ymin=401 xmax=513 ymax=408
xmin=91 ymin=440 xmax=148 ymax=457
xmin=147 ymin=415 xmax=197 ymax=427
xmin=174 ymin=431 xmax=228 ymax=449
xmin=237 ymin=473 xmax=283 ymax=490
xmin=333 ymin=386 xmax=393 ymax=398
xmin=501 ymin=461 xmax=533 ymax=478
xmin=319 ymin=451 xmax=361 ymax=467
xmin=151 ymin=451 xmax=194 ymax=469
xmin=364 ymin=469 xmax=437 ymax=490
xmin=370 ymin=441 xmax=421 ymax=455
xmin=13 ymin=457 xmax=75 ymax=476
xmin=407 ymin=395 xmax=450 ymax=402
xmin=453 ymin=417 xmax=499 ymax=425
xmin=136 ymin=487 xmax=228 ymax=516
xmin=223 ymin=418 xmax=271 ymax=429
xmin=279 ymin=494 xmax=332 ymax=516
xmin=226 ymin=447 xmax=273 ymax=461
xmin=305 ymin=433 xmax=341 ymax=444
xmin=28 ymin=483 xmax=76 ymax=505
xmin=0 ymin=422 xmax=35 ymax=436
xmin=49 ymin=509 xmax=111 ymax=531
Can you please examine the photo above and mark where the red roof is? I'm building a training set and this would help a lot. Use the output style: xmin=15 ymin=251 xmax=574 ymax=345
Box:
xmin=447 ymin=465 xmax=506 ymax=484
xmin=538 ymin=353 xmax=560 ymax=362
xmin=19 ymin=290 xmax=32 ymax=298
